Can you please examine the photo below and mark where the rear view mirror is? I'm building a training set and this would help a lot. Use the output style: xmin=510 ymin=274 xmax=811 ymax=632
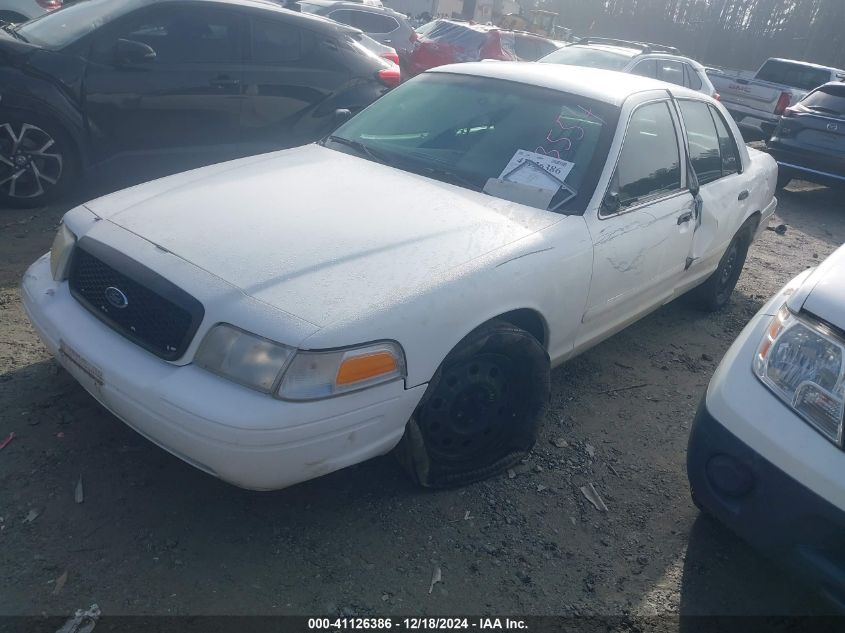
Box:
xmin=333 ymin=108 xmax=353 ymax=130
xmin=114 ymin=38 xmax=156 ymax=66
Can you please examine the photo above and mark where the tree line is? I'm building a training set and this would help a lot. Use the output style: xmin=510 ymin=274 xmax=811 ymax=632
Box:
xmin=539 ymin=0 xmax=845 ymax=70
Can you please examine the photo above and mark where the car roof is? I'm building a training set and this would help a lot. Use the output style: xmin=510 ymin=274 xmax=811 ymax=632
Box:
xmin=298 ymin=0 xmax=399 ymax=14
xmin=184 ymin=0 xmax=360 ymax=30
xmin=567 ymin=43 xmax=641 ymax=58
xmin=429 ymin=61 xmax=705 ymax=106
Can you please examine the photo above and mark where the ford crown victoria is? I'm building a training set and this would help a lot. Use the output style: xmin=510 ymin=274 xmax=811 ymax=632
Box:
xmin=22 ymin=63 xmax=778 ymax=490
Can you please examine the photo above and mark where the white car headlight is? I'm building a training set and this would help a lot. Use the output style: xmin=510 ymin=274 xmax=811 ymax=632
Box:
xmin=195 ymin=324 xmax=406 ymax=400
xmin=195 ymin=324 xmax=295 ymax=393
xmin=754 ymin=305 xmax=845 ymax=446
xmin=50 ymin=223 xmax=76 ymax=281
xmin=277 ymin=341 xmax=406 ymax=400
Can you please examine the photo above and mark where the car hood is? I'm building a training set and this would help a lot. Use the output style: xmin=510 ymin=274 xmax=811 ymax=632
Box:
xmin=788 ymin=243 xmax=845 ymax=332
xmin=85 ymin=144 xmax=560 ymax=327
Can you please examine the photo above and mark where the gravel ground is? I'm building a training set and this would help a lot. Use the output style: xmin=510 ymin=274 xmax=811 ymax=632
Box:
xmin=0 ymin=176 xmax=843 ymax=621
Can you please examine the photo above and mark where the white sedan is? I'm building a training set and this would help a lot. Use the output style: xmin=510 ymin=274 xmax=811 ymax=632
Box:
xmin=23 ymin=63 xmax=777 ymax=490
xmin=688 ymin=245 xmax=845 ymax=607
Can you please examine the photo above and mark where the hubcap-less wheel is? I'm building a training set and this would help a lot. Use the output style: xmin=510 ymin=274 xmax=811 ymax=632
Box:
xmin=418 ymin=353 xmax=516 ymax=463
xmin=716 ymin=243 xmax=740 ymax=304
xmin=0 ymin=123 xmax=63 ymax=200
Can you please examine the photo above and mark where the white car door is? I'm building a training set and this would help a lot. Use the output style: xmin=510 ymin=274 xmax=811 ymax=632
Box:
xmin=578 ymin=98 xmax=696 ymax=346
xmin=675 ymin=98 xmax=751 ymax=279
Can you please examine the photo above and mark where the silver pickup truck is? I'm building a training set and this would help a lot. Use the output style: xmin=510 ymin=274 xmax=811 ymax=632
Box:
xmin=707 ymin=58 xmax=844 ymax=138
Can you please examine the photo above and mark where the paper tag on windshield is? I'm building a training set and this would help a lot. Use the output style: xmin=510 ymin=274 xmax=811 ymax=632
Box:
xmin=498 ymin=150 xmax=575 ymax=192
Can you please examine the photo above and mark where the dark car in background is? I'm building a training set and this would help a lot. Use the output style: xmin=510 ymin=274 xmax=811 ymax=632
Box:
xmin=0 ymin=0 xmax=396 ymax=208
xmin=767 ymin=82 xmax=845 ymax=190
xmin=407 ymin=19 xmax=558 ymax=77
xmin=296 ymin=0 xmax=415 ymax=68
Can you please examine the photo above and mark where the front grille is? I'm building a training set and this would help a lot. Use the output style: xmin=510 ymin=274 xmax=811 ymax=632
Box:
xmin=68 ymin=239 xmax=204 ymax=361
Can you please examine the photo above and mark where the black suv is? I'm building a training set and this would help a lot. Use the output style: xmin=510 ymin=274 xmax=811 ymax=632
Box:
xmin=767 ymin=82 xmax=845 ymax=190
xmin=0 ymin=0 xmax=396 ymax=207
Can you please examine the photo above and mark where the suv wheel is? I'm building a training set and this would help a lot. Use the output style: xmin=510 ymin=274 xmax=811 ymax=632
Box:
xmin=0 ymin=114 xmax=78 ymax=208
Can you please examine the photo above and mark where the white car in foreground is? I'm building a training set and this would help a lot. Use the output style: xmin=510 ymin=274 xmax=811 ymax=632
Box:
xmin=23 ymin=63 xmax=777 ymax=490
xmin=688 ymin=245 xmax=845 ymax=609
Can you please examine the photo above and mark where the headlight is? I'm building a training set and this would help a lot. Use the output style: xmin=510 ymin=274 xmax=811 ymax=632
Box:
xmin=195 ymin=324 xmax=405 ymax=400
xmin=754 ymin=305 xmax=845 ymax=446
xmin=277 ymin=341 xmax=405 ymax=400
xmin=50 ymin=223 xmax=76 ymax=281
xmin=195 ymin=324 xmax=295 ymax=393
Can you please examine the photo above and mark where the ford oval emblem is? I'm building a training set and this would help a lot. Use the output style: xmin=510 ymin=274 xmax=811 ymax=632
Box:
xmin=104 ymin=286 xmax=129 ymax=309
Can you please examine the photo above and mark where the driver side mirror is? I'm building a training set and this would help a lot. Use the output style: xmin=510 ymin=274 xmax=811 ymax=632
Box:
xmin=114 ymin=38 xmax=156 ymax=66
xmin=333 ymin=108 xmax=353 ymax=130
xmin=602 ymin=191 xmax=621 ymax=216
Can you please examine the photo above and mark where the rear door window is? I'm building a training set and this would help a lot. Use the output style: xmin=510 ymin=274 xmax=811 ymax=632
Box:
xmin=514 ymin=35 xmax=541 ymax=60
xmin=354 ymin=11 xmax=400 ymax=34
xmin=630 ymin=60 xmax=657 ymax=78
xmin=251 ymin=18 xmax=302 ymax=63
xmin=611 ymin=101 xmax=682 ymax=210
xmin=678 ymin=100 xmax=721 ymax=184
xmin=657 ymin=60 xmax=685 ymax=86
xmin=710 ymin=106 xmax=741 ymax=176
xmin=756 ymin=60 xmax=831 ymax=91
xmin=684 ymin=64 xmax=702 ymax=90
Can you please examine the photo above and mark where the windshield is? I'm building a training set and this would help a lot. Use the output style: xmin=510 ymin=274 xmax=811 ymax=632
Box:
xmin=326 ymin=73 xmax=618 ymax=213
xmin=756 ymin=60 xmax=831 ymax=92
xmin=539 ymin=45 xmax=632 ymax=71
xmin=800 ymin=85 xmax=845 ymax=117
xmin=15 ymin=0 xmax=129 ymax=48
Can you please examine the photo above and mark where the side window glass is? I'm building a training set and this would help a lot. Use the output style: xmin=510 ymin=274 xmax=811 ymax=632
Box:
xmin=657 ymin=60 xmax=684 ymax=86
xmin=252 ymin=19 xmax=302 ymax=63
xmin=328 ymin=9 xmax=357 ymax=27
xmin=500 ymin=32 xmax=516 ymax=58
xmin=678 ymin=100 xmax=721 ymax=184
xmin=357 ymin=12 xmax=398 ymax=34
xmin=94 ymin=7 xmax=241 ymax=64
xmin=710 ymin=106 xmax=741 ymax=176
xmin=609 ymin=101 xmax=682 ymax=211
xmin=630 ymin=60 xmax=657 ymax=78
xmin=685 ymin=64 xmax=703 ymax=90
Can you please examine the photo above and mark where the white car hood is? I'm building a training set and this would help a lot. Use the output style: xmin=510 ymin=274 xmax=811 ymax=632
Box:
xmin=787 ymin=243 xmax=845 ymax=332
xmin=85 ymin=145 xmax=560 ymax=327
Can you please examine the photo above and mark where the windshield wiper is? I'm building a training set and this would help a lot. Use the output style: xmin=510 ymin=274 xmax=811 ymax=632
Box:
xmin=2 ymin=23 xmax=26 ymax=41
xmin=323 ymin=135 xmax=388 ymax=164
xmin=416 ymin=165 xmax=483 ymax=191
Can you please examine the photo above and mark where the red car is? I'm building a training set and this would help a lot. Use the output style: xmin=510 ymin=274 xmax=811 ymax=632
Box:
xmin=408 ymin=20 xmax=559 ymax=76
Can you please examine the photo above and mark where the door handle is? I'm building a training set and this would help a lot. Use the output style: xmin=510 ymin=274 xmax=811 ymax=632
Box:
xmin=677 ymin=211 xmax=693 ymax=225
xmin=738 ymin=190 xmax=750 ymax=201
xmin=210 ymin=77 xmax=240 ymax=87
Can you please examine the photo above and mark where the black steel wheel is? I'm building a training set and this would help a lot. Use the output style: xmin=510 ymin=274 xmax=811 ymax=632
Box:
xmin=686 ymin=225 xmax=751 ymax=312
xmin=395 ymin=320 xmax=550 ymax=488
xmin=0 ymin=115 xmax=77 ymax=208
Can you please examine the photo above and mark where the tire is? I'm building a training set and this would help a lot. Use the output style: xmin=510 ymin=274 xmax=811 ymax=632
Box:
xmin=686 ymin=225 xmax=751 ymax=312
xmin=776 ymin=172 xmax=792 ymax=191
xmin=0 ymin=112 xmax=79 ymax=209
xmin=394 ymin=320 xmax=550 ymax=488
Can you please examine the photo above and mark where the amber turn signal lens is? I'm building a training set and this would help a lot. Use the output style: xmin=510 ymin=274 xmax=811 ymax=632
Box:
xmin=336 ymin=352 xmax=398 ymax=385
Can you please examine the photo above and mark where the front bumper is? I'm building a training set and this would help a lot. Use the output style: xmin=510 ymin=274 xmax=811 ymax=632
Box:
xmin=688 ymin=309 xmax=845 ymax=608
xmin=22 ymin=254 xmax=425 ymax=490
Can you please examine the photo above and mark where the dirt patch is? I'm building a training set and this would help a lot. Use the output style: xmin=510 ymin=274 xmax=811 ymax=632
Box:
xmin=0 ymin=180 xmax=842 ymax=619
